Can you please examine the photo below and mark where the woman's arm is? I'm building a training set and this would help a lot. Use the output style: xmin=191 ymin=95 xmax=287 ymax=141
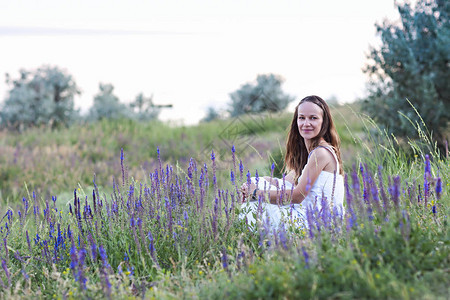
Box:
xmin=256 ymin=148 xmax=332 ymax=204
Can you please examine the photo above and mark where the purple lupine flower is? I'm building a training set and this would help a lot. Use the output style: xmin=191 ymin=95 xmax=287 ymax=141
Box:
xmin=302 ymin=247 xmax=309 ymax=268
xmin=34 ymin=233 xmax=40 ymax=245
xmin=239 ymin=160 xmax=244 ymax=180
xmin=3 ymin=238 xmax=8 ymax=260
xmin=424 ymin=154 xmax=431 ymax=176
xmin=435 ymin=177 xmax=442 ymax=200
xmin=26 ymin=231 xmax=31 ymax=253
xmin=148 ymin=231 xmax=155 ymax=256
xmin=305 ymin=206 xmax=315 ymax=239
xmin=351 ymin=164 xmax=360 ymax=196
xmin=99 ymin=245 xmax=110 ymax=269
xmin=255 ymin=170 xmax=259 ymax=187
xmin=279 ymin=225 xmax=287 ymax=250
xmin=424 ymin=176 xmax=430 ymax=205
xmin=77 ymin=248 xmax=87 ymax=290
xmin=70 ymin=244 xmax=78 ymax=274
xmin=246 ymin=170 xmax=251 ymax=187
xmin=392 ymin=176 xmax=400 ymax=207
xmin=90 ymin=238 xmax=97 ymax=261
xmin=271 ymin=162 xmax=275 ymax=176
xmin=231 ymin=145 xmax=235 ymax=154
xmin=432 ymin=205 xmax=437 ymax=214
xmin=2 ymin=259 xmax=10 ymax=287
xmin=377 ymin=166 xmax=388 ymax=211
xmin=121 ymin=148 xmax=125 ymax=185
xmin=230 ymin=170 xmax=235 ymax=185
xmin=361 ymin=164 xmax=370 ymax=204
xmin=221 ymin=247 xmax=228 ymax=269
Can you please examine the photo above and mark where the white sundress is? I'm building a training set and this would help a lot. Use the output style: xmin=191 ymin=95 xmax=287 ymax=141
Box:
xmin=239 ymin=146 xmax=345 ymax=232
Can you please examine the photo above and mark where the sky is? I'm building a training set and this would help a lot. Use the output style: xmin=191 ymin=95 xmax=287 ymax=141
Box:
xmin=0 ymin=0 xmax=406 ymax=125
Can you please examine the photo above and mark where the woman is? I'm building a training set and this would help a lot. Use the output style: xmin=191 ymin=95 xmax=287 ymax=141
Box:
xmin=240 ymin=95 xmax=345 ymax=231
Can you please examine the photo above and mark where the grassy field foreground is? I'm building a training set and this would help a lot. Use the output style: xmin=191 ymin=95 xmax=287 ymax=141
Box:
xmin=0 ymin=104 xmax=448 ymax=299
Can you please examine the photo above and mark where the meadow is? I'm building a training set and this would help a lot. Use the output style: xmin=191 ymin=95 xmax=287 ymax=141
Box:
xmin=0 ymin=103 xmax=448 ymax=299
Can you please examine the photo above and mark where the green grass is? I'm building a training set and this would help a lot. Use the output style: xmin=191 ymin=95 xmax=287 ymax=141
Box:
xmin=0 ymin=102 xmax=448 ymax=299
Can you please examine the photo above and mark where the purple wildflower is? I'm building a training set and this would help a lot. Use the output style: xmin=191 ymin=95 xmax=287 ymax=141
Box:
xmin=435 ymin=177 xmax=442 ymax=200
xmin=148 ymin=232 xmax=155 ymax=255
xmin=99 ymin=245 xmax=110 ymax=269
xmin=70 ymin=244 xmax=78 ymax=275
xmin=2 ymin=259 xmax=10 ymax=287
xmin=392 ymin=176 xmax=401 ymax=207
xmin=424 ymin=154 xmax=431 ymax=176
xmin=121 ymin=148 xmax=125 ymax=185
xmin=279 ymin=225 xmax=287 ymax=250
xmin=221 ymin=247 xmax=228 ymax=269
xmin=77 ymin=248 xmax=87 ymax=290
xmin=239 ymin=160 xmax=244 ymax=180
xmin=302 ymin=247 xmax=309 ymax=268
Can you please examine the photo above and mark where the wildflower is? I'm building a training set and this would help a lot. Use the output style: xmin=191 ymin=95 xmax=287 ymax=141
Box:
xmin=302 ymin=247 xmax=309 ymax=268
xmin=435 ymin=177 xmax=442 ymax=200
xmin=239 ymin=160 xmax=244 ymax=180
xmin=392 ymin=176 xmax=401 ymax=207
xmin=70 ymin=244 xmax=77 ymax=273
xmin=221 ymin=247 xmax=228 ymax=269
xmin=98 ymin=245 xmax=110 ymax=269
xmin=424 ymin=154 xmax=431 ymax=176
xmin=279 ymin=225 xmax=287 ymax=250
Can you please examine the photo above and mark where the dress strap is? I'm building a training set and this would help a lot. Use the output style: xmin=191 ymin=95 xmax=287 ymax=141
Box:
xmin=308 ymin=145 xmax=340 ymax=173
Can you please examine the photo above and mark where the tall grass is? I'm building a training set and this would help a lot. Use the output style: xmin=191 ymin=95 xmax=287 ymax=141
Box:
xmin=0 ymin=104 xmax=448 ymax=299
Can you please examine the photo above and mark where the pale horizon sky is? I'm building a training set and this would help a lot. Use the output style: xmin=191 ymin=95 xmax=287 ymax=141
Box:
xmin=0 ymin=0 xmax=406 ymax=124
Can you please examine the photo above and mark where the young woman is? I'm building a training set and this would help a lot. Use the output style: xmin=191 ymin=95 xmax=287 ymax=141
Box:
xmin=240 ymin=95 xmax=345 ymax=231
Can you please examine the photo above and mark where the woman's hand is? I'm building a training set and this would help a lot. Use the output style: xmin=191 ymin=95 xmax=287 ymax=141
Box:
xmin=240 ymin=182 xmax=257 ymax=202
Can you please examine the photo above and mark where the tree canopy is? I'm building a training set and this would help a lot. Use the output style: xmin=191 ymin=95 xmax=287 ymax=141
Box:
xmin=0 ymin=66 xmax=80 ymax=130
xmin=363 ymin=0 xmax=449 ymax=150
xmin=87 ymin=83 xmax=131 ymax=121
xmin=229 ymin=74 xmax=294 ymax=117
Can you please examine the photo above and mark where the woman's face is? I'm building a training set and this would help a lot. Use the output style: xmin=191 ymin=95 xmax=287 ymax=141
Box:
xmin=297 ymin=101 xmax=324 ymax=141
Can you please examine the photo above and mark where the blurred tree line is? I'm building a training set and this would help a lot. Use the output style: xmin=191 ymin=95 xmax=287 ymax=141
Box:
xmin=0 ymin=66 xmax=163 ymax=130
xmin=1 ymin=0 xmax=448 ymax=155
xmin=364 ymin=0 xmax=449 ymax=152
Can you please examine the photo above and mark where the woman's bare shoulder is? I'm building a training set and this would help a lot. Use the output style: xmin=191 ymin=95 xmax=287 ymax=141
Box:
xmin=309 ymin=146 xmax=334 ymax=160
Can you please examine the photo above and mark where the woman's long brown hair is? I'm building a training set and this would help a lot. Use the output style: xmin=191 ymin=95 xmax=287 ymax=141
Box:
xmin=284 ymin=95 xmax=343 ymax=182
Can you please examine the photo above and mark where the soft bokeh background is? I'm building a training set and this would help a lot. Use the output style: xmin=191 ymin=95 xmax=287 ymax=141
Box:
xmin=0 ymin=0 xmax=405 ymax=124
